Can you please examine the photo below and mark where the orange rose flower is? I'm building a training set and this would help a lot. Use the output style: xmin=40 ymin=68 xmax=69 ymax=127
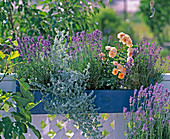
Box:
xmin=112 ymin=68 xmax=118 ymax=75
xmin=121 ymin=34 xmax=130 ymax=44
xmin=118 ymin=73 xmax=125 ymax=79
xmin=117 ymin=32 xmax=125 ymax=39
xmin=110 ymin=47 xmax=117 ymax=53
xmin=117 ymin=64 xmax=123 ymax=71
xmin=127 ymin=38 xmax=133 ymax=47
xmin=120 ymin=68 xmax=126 ymax=75
xmin=127 ymin=51 xmax=133 ymax=57
xmin=109 ymin=51 xmax=116 ymax=58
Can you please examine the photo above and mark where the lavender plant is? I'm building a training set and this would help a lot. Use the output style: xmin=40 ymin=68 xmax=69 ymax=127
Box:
xmin=123 ymin=84 xmax=170 ymax=139
xmin=9 ymin=33 xmax=53 ymax=87
xmin=67 ymin=29 xmax=105 ymax=89
xmin=123 ymin=39 xmax=170 ymax=89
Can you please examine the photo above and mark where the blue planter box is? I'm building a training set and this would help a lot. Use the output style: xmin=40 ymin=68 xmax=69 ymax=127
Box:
xmin=16 ymin=81 xmax=134 ymax=114
xmin=85 ymin=90 xmax=134 ymax=113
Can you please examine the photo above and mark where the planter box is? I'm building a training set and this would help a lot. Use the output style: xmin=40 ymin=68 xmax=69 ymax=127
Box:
xmin=1 ymin=73 xmax=170 ymax=114
xmin=0 ymin=73 xmax=16 ymax=92
xmin=17 ymin=73 xmax=170 ymax=114
xmin=28 ymin=90 xmax=135 ymax=114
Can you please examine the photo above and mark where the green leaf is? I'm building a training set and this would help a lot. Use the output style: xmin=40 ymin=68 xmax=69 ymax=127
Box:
xmin=3 ymin=103 xmax=10 ymax=112
xmin=1 ymin=92 xmax=10 ymax=103
xmin=18 ymin=78 xmax=30 ymax=91
xmin=2 ymin=117 xmax=13 ymax=139
xmin=25 ymin=102 xmax=35 ymax=110
xmin=98 ymin=2 xmax=105 ymax=8
xmin=20 ymin=85 xmax=34 ymax=102
xmin=20 ymin=123 xmax=27 ymax=133
xmin=0 ymin=121 xmax=3 ymax=132
xmin=0 ymin=51 xmax=5 ymax=59
xmin=19 ymin=134 xmax=25 ymax=139
xmin=19 ymin=107 xmax=31 ymax=122
xmin=81 ymin=0 xmax=88 ymax=5
xmin=93 ymin=7 xmax=100 ymax=13
xmin=14 ymin=97 xmax=31 ymax=107
xmin=11 ymin=112 xmax=26 ymax=122
xmin=13 ymin=122 xmax=23 ymax=136
xmin=8 ymin=36 xmax=13 ymax=40
xmin=27 ymin=123 xmax=41 ymax=139
xmin=11 ymin=40 xmax=18 ymax=47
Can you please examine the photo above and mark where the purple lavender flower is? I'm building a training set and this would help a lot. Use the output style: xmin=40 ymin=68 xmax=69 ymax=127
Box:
xmin=123 ymin=107 xmax=127 ymax=113
xmin=124 ymin=84 xmax=170 ymax=138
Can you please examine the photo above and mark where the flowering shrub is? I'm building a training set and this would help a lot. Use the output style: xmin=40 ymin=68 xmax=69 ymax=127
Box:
xmin=9 ymin=33 xmax=53 ymax=87
xmin=97 ymin=32 xmax=135 ymax=89
xmin=123 ymin=38 xmax=170 ymax=89
xmin=67 ymin=29 xmax=104 ymax=90
xmin=123 ymin=84 xmax=170 ymax=138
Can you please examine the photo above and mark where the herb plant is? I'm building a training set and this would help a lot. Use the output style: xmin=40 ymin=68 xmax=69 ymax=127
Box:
xmin=123 ymin=39 xmax=170 ymax=89
xmin=123 ymin=84 xmax=170 ymax=139
xmin=10 ymin=33 xmax=52 ymax=87
xmin=67 ymin=29 xmax=105 ymax=90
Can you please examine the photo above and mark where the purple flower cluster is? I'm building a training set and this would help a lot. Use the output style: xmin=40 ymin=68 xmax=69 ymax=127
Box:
xmin=69 ymin=29 xmax=102 ymax=58
xmin=8 ymin=33 xmax=52 ymax=63
xmin=67 ymin=29 xmax=103 ymax=71
xmin=123 ymin=84 xmax=170 ymax=138
xmin=133 ymin=39 xmax=169 ymax=70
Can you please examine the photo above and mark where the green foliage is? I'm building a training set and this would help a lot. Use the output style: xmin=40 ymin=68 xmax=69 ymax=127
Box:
xmin=0 ymin=0 xmax=105 ymax=44
xmin=0 ymin=50 xmax=41 ymax=139
xmin=139 ymin=0 xmax=170 ymax=45
xmin=0 ymin=81 xmax=41 ymax=139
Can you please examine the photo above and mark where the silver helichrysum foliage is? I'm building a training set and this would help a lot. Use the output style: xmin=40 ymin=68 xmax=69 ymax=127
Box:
xmin=31 ymin=30 xmax=103 ymax=138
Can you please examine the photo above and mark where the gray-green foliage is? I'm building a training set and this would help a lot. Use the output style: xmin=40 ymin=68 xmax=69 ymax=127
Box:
xmin=30 ymin=30 xmax=103 ymax=138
